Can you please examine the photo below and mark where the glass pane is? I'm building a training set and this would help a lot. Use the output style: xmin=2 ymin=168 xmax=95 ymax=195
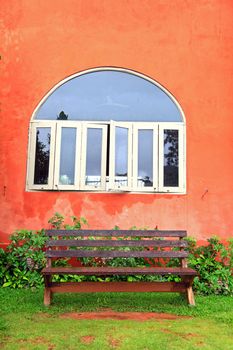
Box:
xmin=59 ymin=128 xmax=76 ymax=185
xmin=34 ymin=127 xmax=50 ymax=184
xmin=85 ymin=128 xmax=102 ymax=187
xmin=138 ymin=130 xmax=153 ymax=187
xmin=35 ymin=71 xmax=182 ymax=122
xmin=164 ymin=129 xmax=179 ymax=187
xmin=115 ymin=127 xmax=128 ymax=187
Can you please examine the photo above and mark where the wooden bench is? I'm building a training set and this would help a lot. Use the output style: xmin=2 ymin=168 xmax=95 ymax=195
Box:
xmin=42 ymin=229 xmax=197 ymax=306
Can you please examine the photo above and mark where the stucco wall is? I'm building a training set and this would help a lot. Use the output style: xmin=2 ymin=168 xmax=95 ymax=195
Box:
xmin=1 ymin=0 xmax=233 ymax=244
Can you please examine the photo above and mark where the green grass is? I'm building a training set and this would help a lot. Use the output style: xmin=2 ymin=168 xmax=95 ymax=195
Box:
xmin=0 ymin=288 xmax=233 ymax=349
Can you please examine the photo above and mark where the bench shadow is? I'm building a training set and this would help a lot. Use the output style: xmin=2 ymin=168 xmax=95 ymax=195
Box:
xmin=51 ymin=292 xmax=188 ymax=313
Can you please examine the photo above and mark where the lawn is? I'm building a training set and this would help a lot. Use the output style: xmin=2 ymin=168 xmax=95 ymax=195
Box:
xmin=0 ymin=289 xmax=233 ymax=350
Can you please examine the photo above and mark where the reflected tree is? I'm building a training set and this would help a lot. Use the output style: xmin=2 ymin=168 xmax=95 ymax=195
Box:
xmin=164 ymin=130 xmax=178 ymax=167
xmin=34 ymin=131 xmax=50 ymax=184
xmin=57 ymin=111 xmax=68 ymax=120
xmin=164 ymin=130 xmax=178 ymax=187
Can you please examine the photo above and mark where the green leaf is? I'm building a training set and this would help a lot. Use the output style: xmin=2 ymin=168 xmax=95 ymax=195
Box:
xmin=3 ymin=282 xmax=12 ymax=287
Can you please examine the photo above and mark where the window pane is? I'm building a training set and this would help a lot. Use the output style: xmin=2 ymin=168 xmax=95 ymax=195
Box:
xmin=85 ymin=128 xmax=102 ymax=187
xmin=115 ymin=127 xmax=128 ymax=187
xmin=164 ymin=129 xmax=179 ymax=187
xmin=35 ymin=71 xmax=182 ymax=122
xmin=138 ymin=130 xmax=153 ymax=187
xmin=34 ymin=128 xmax=50 ymax=184
xmin=59 ymin=128 xmax=76 ymax=185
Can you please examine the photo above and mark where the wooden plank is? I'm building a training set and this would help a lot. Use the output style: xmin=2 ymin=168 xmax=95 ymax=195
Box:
xmin=42 ymin=266 xmax=197 ymax=276
xmin=45 ymin=250 xmax=189 ymax=259
xmin=45 ymin=229 xmax=187 ymax=238
xmin=49 ymin=281 xmax=187 ymax=293
xmin=46 ymin=239 xmax=188 ymax=248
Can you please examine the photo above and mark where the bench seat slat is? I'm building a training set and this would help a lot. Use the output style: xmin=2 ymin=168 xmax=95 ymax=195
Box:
xmin=45 ymin=250 xmax=188 ymax=258
xmin=45 ymin=229 xmax=187 ymax=238
xmin=46 ymin=239 xmax=188 ymax=248
xmin=42 ymin=266 xmax=197 ymax=276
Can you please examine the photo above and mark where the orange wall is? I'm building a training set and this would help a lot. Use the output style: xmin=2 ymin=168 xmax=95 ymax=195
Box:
xmin=1 ymin=0 xmax=233 ymax=244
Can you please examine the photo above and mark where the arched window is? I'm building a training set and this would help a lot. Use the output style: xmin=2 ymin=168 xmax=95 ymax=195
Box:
xmin=27 ymin=68 xmax=186 ymax=193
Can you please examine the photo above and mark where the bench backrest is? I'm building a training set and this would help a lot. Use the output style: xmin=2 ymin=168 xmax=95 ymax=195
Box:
xmin=44 ymin=230 xmax=188 ymax=267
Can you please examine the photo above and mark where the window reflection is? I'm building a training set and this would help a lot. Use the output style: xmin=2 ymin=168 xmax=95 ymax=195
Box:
xmin=36 ymin=71 xmax=182 ymax=122
xmin=85 ymin=128 xmax=102 ymax=187
xmin=34 ymin=128 xmax=50 ymax=184
xmin=57 ymin=111 xmax=68 ymax=120
xmin=59 ymin=128 xmax=76 ymax=185
xmin=138 ymin=130 xmax=153 ymax=187
xmin=164 ymin=130 xmax=179 ymax=187
xmin=115 ymin=127 xmax=128 ymax=187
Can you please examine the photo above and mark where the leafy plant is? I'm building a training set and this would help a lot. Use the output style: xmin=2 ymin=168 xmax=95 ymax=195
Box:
xmin=0 ymin=213 xmax=88 ymax=288
xmin=187 ymin=237 xmax=233 ymax=295
xmin=0 ymin=248 xmax=7 ymax=286
xmin=1 ymin=216 xmax=232 ymax=295
xmin=48 ymin=212 xmax=88 ymax=230
xmin=48 ymin=212 xmax=65 ymax=229
xmin=1 ymin=229 xmax=46 ymax=288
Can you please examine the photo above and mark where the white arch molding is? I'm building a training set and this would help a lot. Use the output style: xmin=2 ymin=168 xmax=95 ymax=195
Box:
xmin=31 ymin=66 xmax=186 ymax=123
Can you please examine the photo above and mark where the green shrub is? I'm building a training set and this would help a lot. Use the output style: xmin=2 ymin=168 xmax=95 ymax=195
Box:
xmin=0 ymin=248 xmax=7 ymax=286
xmin=0 ymin=214 xmax=88 ymax=288
xmin=0 ymin=214 xmax=232 ymax=295
xmin=186 ymin=237 xmax=233 ymax=295
xmin=1 ymin=229 xmax=46 ymax=288
xmin=48 ymin=212 xmax=88 ymax=230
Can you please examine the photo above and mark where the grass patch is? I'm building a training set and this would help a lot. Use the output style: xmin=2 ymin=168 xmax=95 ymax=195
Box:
xmin=0 ymin=288 xmax=233 ymax=349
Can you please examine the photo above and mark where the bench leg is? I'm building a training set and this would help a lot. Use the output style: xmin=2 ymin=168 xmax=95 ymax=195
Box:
xmin=44 ymin=287 xmax=52 ymax=306
xmin=181 ymin=277 xmax=196 ymax=306
xmin=186 ymin=285 xmax=195 ymax=306
xmin=44 ymin=275 xmax=53 ymax=306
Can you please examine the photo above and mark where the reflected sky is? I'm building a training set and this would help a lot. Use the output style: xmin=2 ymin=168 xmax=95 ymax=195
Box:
xmin=115 ymin=127 xmax=128 ymax=176
xmin=86 ymin=128 xmax=102 ymax=186
xmin=138 ymin=129 xmax=153 ymax=184
xmin=59 ymin=128 xmax=76 ymax=185
xmin=36 ymin=70 xmax=182 ymax=122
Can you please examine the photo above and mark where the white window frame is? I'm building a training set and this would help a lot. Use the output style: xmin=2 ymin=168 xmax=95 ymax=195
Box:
xmin=80 ymin=123 xmax=108 ymax=191
xmin=27 ymin=121 xmax=56 ymax=190
xmin=27 ymin=120 xmax=186 ymax=194
xmin=158 ymin=122 xmax=186 ymax=193
xmin=109 ymin=121 xmax=133 ymax=191
xmin=53 ymin=121 xmax=82 ymax=190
